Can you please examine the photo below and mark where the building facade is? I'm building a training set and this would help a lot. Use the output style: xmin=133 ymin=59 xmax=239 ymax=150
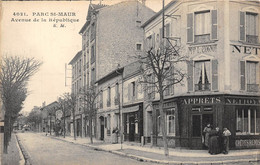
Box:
xmin=142 ymin=0 xmax=260 ymax=149
xmin=69 ymin=1 xmax=155 ymax=138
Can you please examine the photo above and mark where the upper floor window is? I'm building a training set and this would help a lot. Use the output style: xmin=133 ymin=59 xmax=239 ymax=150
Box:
xmin=188 ymin=58 xmax=218 ymax=92
xmin=187 ymin=10 xmax=217 ymax=43
xmin=240 ymin=61 xmax=259 ymax=92
xmin=99 ymin=90 xmax=103 ymax=108
xmin=114 ymin=83 xmax=119 ymax=105
xmin=194 ymin=60 xmax=211 ymax=91
xmin=128 ymin=81 xmax=136 ymax=101
xmin=91 ymin=68 xmax=95 ymax=85
xmin=136 ymin=43 xmax=142 ymax=51
xmin=107 ymin=87 xmax=111 ymax=107
xmin=146 ymin=34 xmax=155 ymax=50
xmin=91 ymin=45 xmax=95 ymax=64
xmin=90 ymin=22 xmax=95 ymax=41
xmin=240 ymin=11 xmax=259 ymax=44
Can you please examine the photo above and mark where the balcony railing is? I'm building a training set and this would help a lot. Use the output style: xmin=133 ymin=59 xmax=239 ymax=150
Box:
xmin=247 ymin=84 xmax=259 ymax=92
xmin=195 ymin=83 xmax=211 ymax=91
xmin=246 ymin=35 xmax=258 ymax=44
xmin=194 ymin=34 xmax=210 ymax=44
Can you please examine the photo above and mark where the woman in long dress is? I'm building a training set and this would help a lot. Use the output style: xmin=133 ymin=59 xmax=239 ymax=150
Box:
xmin=203 ymin=124 xmax=212 ymax=148
xmin=209 ymin=127 xmax=222 ymax=155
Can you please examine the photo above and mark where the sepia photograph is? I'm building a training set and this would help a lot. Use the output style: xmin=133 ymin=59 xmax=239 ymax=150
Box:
xmin=0 ymin=0 xmax=260 ymax=164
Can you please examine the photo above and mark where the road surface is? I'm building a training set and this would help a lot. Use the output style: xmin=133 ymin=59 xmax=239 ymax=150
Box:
xmin=17 ymin=132 xmax=154 ymax=165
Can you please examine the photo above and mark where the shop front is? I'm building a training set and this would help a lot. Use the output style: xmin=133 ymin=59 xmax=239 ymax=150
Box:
xmin=123 ymin=104 xmax=143 ymax=142
xmin=177 ymin=94 xmax=260 ymax=149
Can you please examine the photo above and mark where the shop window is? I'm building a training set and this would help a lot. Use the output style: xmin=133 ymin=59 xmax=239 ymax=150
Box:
xmin=194 ymin=60 xmax=211 ymax=91
xmin=167 ymin=108 xmax=175 ymax=136
xmin=240 ymin=11 xmax=259 ymax=44
xmin=236 ymin=108 xmax=260 ymax=135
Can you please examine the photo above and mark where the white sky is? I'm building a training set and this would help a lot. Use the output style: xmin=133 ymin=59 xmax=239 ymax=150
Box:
xmin=1 ymin=0 xmax=169 ymax=114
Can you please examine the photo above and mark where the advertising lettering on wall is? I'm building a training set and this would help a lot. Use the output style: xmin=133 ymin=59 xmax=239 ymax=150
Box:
xmin=182 ymin=97 xmax=221 ymax=105
xmin=188 ymin=44 xmax=217 ymax=55
xmin=231 ymin=44 xmax=260 ymax=55
xmin=236 ymin=139 xmax=260 ymax=148
xmin=225 ymin=98 xmax=260 ymax=105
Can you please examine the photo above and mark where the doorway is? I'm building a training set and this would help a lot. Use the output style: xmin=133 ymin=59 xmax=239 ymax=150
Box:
xmin=190 ymin=113 xmax=213 ymax=149
xmin=129 ymin=116 xmax=135 ymax=141
xmin=100 ymin=116 xmax=104 ymax=140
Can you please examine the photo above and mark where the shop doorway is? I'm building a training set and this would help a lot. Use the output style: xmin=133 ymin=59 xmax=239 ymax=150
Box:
xmin=129 ymin=116 xmax=135 ymax=141
xmin=76 ymin=119 xmax=81 ymax=137
xmin=190 ymin=113 xmax=213 ymax=149
xmin=99 ymin=116 xmax=104 ymax=140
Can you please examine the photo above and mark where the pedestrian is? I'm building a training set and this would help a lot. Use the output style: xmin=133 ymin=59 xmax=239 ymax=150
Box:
xmin=208 ymin=127 xmax=222 ymax=155
xmin=222 ymin=127 xmax=231 ymax=154
xmin=203 ymin=123 xmax=212 ymax=149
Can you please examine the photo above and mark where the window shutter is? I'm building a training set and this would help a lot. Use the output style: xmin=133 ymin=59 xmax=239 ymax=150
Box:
xmin=212 ymin=59 xmax=218 ymax=91
xmin=240 ymin=11 xmax=246 ymax=41
xmin=211 ymin=10 xmax=218 ymax=40
xmin=135 ymin=82 xmax=138 ymax=99
xmin=240 ymin=61 xmax=246 ymax=90
xmin=128 ymin=83 xmax=131 ymax=101
xmin=187 ymin=60 xmax=193 ymax=91
xmin=187 ymin=13 xmax=194 ymax=43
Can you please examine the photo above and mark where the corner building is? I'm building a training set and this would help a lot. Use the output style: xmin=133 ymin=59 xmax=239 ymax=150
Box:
xmin=142 ymin=0 xmax=260 ymax=149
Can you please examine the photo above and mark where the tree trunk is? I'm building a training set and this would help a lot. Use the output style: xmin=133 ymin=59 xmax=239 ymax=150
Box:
xmin=63 ymin=108 xmax=66 ymax=138
xmin=84 ymin=115 xmax=87 ymax=137
xmin=89 ymin=117 xmax=93 ymax=144
xmin=159 ymin=87 xmax=169 ymax=156
xmin=3 ymin=115 xmax=10 ymax=154
xmin=73 ymin=109 xmax=76 ymax=140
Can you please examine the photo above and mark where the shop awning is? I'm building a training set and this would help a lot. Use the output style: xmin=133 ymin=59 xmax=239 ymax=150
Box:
xmin=122 ymin=105 xmax=139 ymax=113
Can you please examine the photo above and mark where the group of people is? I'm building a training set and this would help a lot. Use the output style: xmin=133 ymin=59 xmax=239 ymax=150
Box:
xmin=203 ymin=124 xmax=231 ymax=155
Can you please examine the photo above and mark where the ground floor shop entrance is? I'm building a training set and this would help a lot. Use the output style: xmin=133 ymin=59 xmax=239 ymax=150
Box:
xmin=123 ymin=104 xmax=143 ymax=142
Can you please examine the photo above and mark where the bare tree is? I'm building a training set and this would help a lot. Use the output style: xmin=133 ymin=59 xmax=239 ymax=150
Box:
xmin=137 ymin=40 xmax=187 ymax=156
xmin=0 ymin=56 xmax=42 ymax=153
xmin=80 ymin=85 xmax=100 ymax=144
xmin=63 ymin=93 xmax=77 ymax=140
xmin=57 ymin=95 xmax=71 ymax=138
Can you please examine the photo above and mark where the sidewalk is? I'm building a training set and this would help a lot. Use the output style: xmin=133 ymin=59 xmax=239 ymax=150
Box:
xmin=1 ymin=133 xmax=25 ymax=165
xmin=41 ymin=133 xmax=260 ymax=165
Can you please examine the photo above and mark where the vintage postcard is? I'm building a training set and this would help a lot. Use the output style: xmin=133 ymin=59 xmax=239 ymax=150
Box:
xmin=1 ymin=0 xmax=259 ymax=165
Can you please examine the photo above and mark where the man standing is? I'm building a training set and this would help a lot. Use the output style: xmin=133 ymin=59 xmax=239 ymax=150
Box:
xmin=222 ymin=127 xmax=231 ymax=154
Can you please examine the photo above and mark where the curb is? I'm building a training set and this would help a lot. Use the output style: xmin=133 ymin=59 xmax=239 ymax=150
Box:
xmin=14 ymin=134 xmax=25 ymax=165
xmin=16 ymin=134 xmax=32 ymax=165
xmin=47 ymin=135 xmax=260 ymax=165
